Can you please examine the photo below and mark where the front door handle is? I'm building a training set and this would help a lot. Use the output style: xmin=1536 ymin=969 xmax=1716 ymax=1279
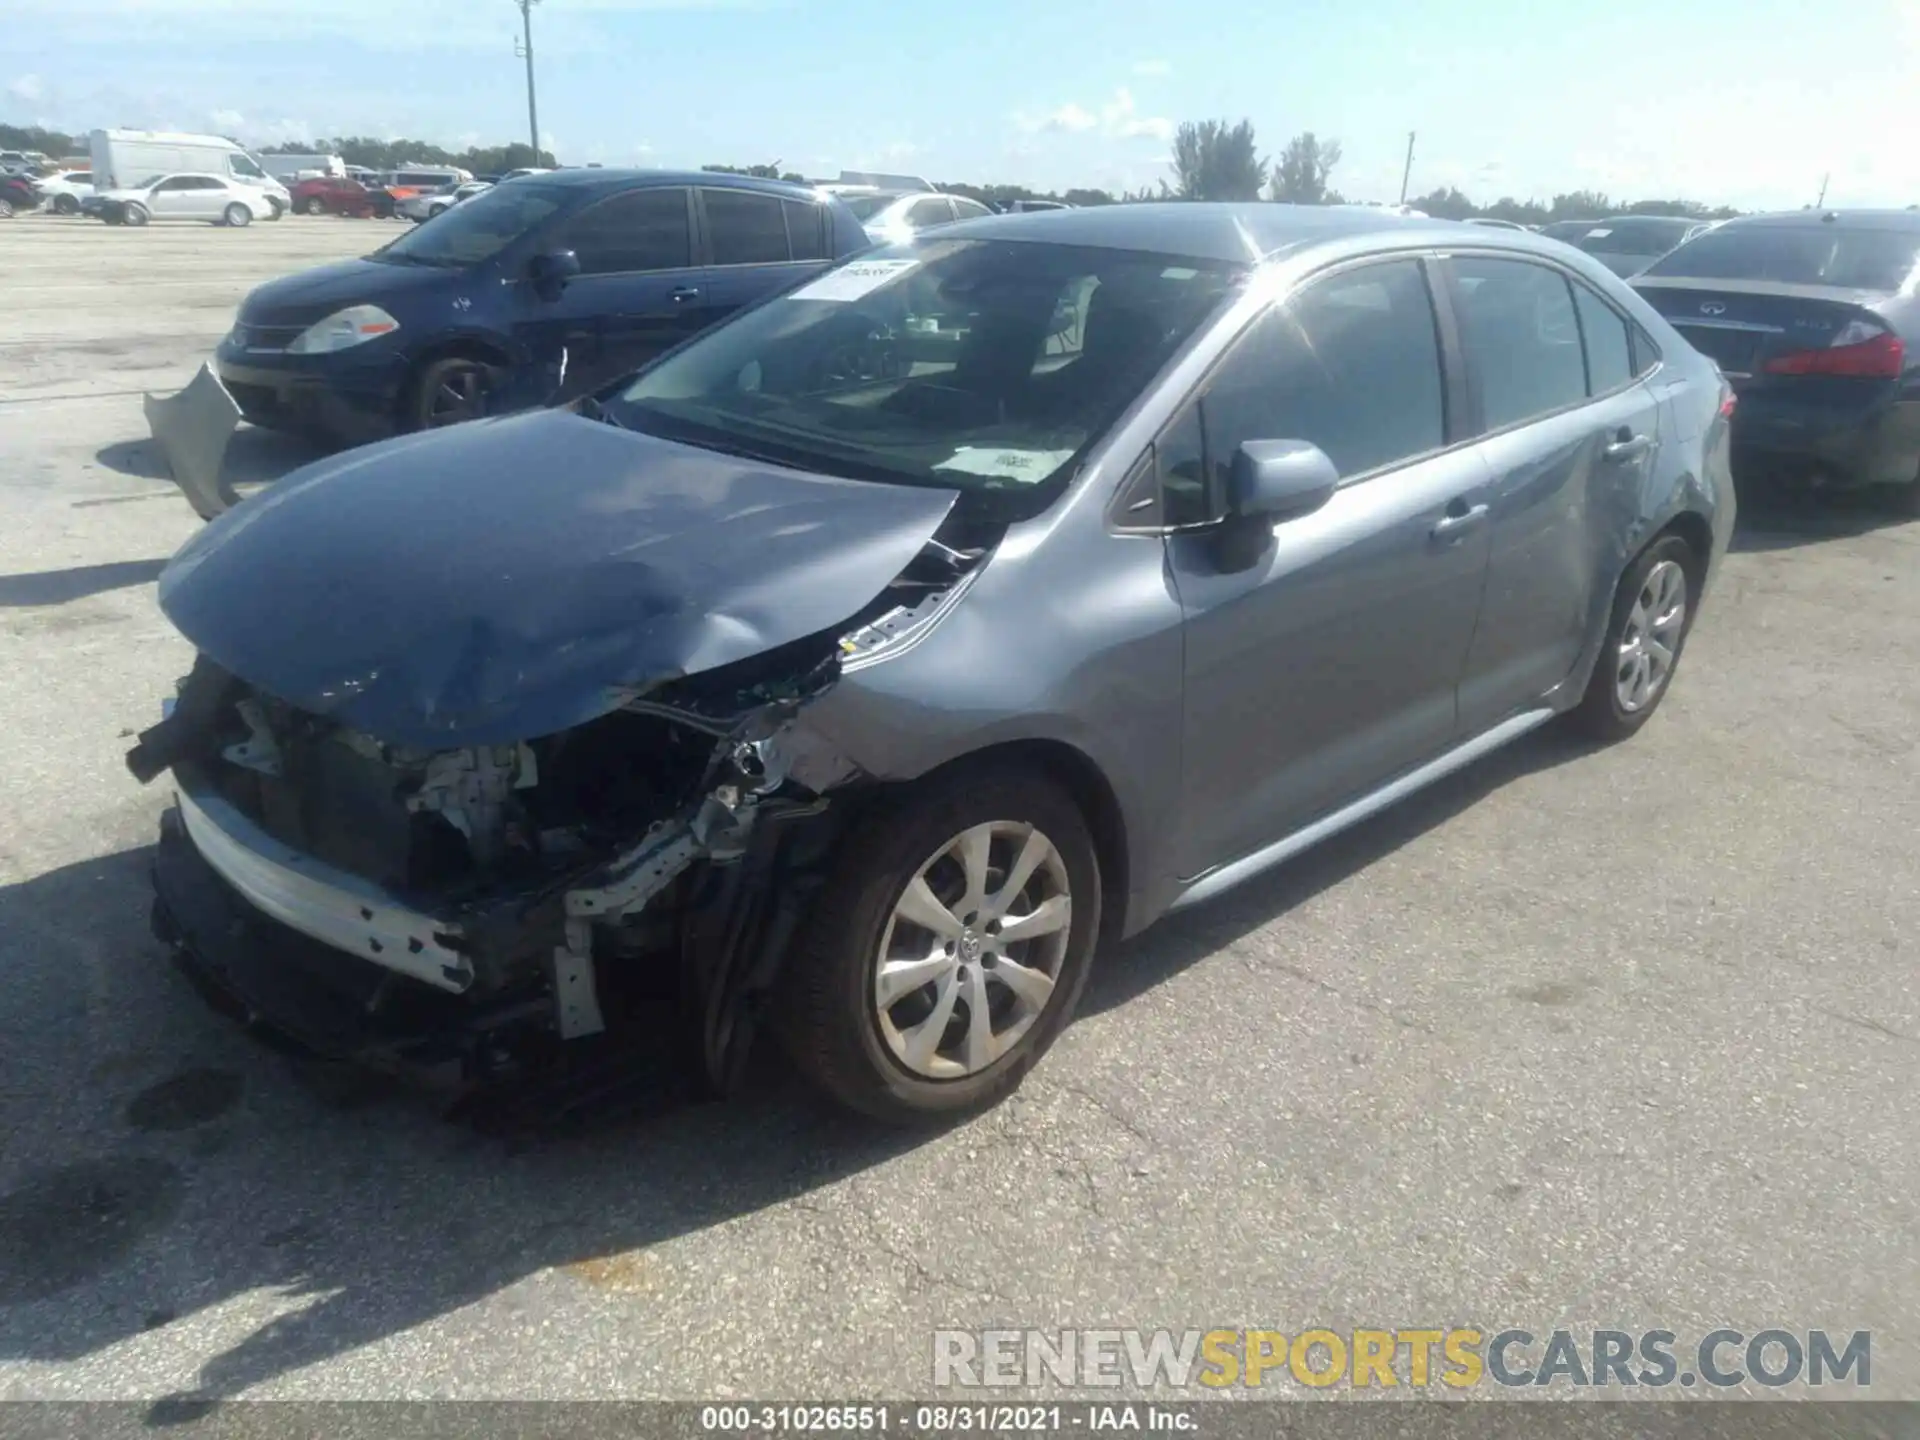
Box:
xmin=1430 ymin=502 xmax=1489 ymax=541
xmin=669 ymin=286 xmax=702 ymax=303
xmin=1603 ymin=431 xmax=1653 ymax=463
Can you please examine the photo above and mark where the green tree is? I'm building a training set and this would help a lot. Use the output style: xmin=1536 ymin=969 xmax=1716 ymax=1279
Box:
xmin=1267 ymin=131 xmax=1343 ymax=204
xmin=1169 ymin=119 xmax=1265 ymax=201
xmin=703 ymin=162 xmax=806 ymax=183
xmin=1408 ymin=185 xmax=1476 ymax=220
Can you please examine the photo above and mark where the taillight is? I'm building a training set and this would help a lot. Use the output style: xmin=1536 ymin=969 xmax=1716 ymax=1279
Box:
xmin=1718 ymin=386 xmax=1737 ymax=418
xmin=1763 ymin=326 xmax=1905 ymax=378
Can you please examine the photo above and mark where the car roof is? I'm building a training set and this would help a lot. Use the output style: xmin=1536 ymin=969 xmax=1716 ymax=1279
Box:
xmin=1717 ymin=208 xmax=1920 ymax=231
xmin=514 ymin=167 xmax=828 ymax=201
xmin=930 ymin=202 xmax=1550 ymax=264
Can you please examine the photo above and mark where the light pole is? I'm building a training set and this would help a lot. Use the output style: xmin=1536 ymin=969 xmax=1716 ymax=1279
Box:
xmin=1398 ymin=131 xmax=1416 ymax=205
xmin=513 ymin=0 xmax=542 ymax=163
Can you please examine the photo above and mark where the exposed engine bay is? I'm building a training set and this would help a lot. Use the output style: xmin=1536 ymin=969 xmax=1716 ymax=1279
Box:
xmin=130 ymin=520 xmax=994 ymax=1097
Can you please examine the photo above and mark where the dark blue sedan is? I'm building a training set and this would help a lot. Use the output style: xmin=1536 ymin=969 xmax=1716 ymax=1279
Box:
xmin=213 ymin=170 xmax=870 ymax=446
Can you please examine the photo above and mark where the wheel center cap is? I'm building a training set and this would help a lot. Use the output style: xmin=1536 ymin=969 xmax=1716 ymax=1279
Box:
xmin=958 ymin=931 xmax=984 ymax=964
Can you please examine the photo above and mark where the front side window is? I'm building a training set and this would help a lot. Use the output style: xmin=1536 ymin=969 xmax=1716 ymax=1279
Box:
xmin=610 ymin=238 xmax=1245 ymax=510
xmin=372 ymin=180 xmax=567 ymax=267
xmin=1199 ymin=258 xmax=1447 ymax=491
xmin=559 ymin=187 xmax=691 ymax=275
xmin=1450 ymin=256 xmax=1587 ymax=430
xmin=227 ymin=154 xmax=266 ymax=180
xmin=1571 ymin=282 xmax=1633 ymax=393
xmin=704 ymin=188 xmax=790 ymax=265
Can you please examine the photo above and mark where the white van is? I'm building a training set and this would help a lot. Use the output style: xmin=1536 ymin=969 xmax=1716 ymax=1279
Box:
xmin=259 ymin=152 xmax=345 ymax=182
xmin=88 ymin=130 xmax=290 ymax=214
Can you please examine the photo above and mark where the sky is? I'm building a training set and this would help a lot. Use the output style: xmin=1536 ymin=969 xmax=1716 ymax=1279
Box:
xmin=7 ymin=0 xmax=1920 ymax=211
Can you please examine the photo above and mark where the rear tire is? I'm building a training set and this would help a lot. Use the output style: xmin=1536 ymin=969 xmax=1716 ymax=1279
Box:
xmin=53 ymin=194 xmax=79 ymax=215
xmin=122 ymin=203 xmax=149 ymax=227
xmin=1565 ymin=533 xmax=1700 ymax=743
xmin=776 ymin=765 xmax=1102 ymax=1123
xmin=223 ymin=203 xmax=251 ymax=228
xmin=0 ymin=198 xmax=14 ymax=220
xmin=301 ymin=196 xmax=325 ymax=216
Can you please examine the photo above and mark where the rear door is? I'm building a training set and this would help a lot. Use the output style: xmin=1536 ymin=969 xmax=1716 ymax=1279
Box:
xmin=694 ymin=186 xmax=836 ymax=322
xmin=1443 ymin=254 xmax=1665 ymax=729
xmin=513 ymin=185 xmax=705 ymax=400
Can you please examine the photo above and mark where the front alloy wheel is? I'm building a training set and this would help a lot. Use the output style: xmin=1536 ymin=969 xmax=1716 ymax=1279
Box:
xmin=874 ymin=821 xmax=1073 ymax=1079
xmin=414 ymin=357 xmax=493 ymax=429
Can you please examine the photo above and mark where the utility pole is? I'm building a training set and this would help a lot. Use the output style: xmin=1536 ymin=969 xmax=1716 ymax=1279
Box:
xmin=1398 ymin=130 xmax=1416 ymax=205
xmin=1815 ymin=172 xmax=1829 ymax=208
xmin=513 ymin=0 xmax=542 ymax=164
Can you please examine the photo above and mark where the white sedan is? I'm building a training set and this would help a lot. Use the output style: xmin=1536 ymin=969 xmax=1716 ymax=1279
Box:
xmin=398 ymin=181 xmax=493 ymax=223
xmin=34 ymin=170 xmax=94 ymax=215
xmin=98 ymin=173 xmax=280 ymax=227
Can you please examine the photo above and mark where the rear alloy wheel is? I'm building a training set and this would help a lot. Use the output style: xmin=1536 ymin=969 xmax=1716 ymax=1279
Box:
xmin=53 ymin=194 xmax=79 ymax=216
xmin=121 ymin=203 xmax=149 ymax=227
xmin=0 ymin=198 xmax=14 ymax=220
xmin=428 ymin=204 xmax=448 ymax=219
xmin=223 ymin=202 xmax=252 ymax=227
xmin=410 ymin=356 xmax=496 ymax=430
xmin=1567 ymin=534 xmax=1698 ymax=742
xmin=301 ymin=196 xmax=326 ymax=216
xmin=780 ymin=766 xmax=1101 ymax=1122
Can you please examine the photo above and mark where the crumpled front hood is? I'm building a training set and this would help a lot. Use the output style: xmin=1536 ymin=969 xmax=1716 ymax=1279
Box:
xmin=158 ymin=410 xmax=958 ymax=748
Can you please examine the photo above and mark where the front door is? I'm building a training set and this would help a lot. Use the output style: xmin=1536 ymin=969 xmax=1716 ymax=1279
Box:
xmin=512 ymin=185 xmax=709 ymax=402
xmin=145 ymin=177 xmax=202 ymax=219
xmin=1164 ymin=257 xmax=1498 ymax=881
xmin=1441 ymin=255 xmax=1668 ymax=730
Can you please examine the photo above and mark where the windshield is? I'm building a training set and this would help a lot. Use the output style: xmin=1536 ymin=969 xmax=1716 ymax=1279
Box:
xmin=371 ymin=180 xmax=567 ymax=266
xmin=1642 ymin=223 xmax=1920 ymax=291
xmin=609 ymin=238 xmax=1245 ymax=504
xmin=229 ymin=153 xmax=267 ymax=180
xmin=839 ymin=193 xmax=899 ymax=221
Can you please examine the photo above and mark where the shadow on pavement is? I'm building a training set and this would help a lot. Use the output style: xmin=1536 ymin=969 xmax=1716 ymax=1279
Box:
xmin=94 ymin=426 xmax=329 ymax=492
xmin=1729 ymin=475 xmax=1916 ymax=553
xmin=0 ymin=558 xmax=169 ymax=607
xmin=0 ymin=725 xmax=1592 ymax=1406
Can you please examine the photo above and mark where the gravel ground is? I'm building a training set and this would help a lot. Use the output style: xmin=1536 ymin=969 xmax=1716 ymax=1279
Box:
xmin=0 ymin=214 xmax=1915 ymax=1407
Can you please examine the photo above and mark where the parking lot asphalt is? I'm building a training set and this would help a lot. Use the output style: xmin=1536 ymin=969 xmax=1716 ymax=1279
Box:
xmin=0 ymin=214 xmax=1916 ymax=1404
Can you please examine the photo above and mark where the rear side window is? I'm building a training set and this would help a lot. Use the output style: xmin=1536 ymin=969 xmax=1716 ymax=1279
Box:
xmin=1450 ymin=257 xmax=1587 ymax=429
xmin=950 ymin=198 xmax=993 ymax=220
xmin=1571 ymin=283 xmax=1633 ymax=393
xmin=1642 ymin=223 xmax=1920 ymax=292
xmin=704 ymin=188 xmax=791 ymax=265
xmin=907 ymin=197 xmax=953 ymax=228
xmin=1199 ymin=258 xmax=1447 ymax=487
xmin=781 ymin=198 xmax=826 ymax=261
xmin=563 ymin=187 xmax=692 ymax=274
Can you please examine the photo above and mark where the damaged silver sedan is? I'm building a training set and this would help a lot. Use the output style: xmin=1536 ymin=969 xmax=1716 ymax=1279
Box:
xmin=130 ymin=205 xmax=1734 ymax=1121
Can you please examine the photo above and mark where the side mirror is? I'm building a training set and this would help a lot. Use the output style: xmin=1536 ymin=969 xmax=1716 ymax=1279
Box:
xmin=1227 ymin=439 xmax=1339 ymax=521
xmin=1211 ymin=439 xmax=1339 ymax=573
xmin=526 ymin=249 xmax=581 ymax=298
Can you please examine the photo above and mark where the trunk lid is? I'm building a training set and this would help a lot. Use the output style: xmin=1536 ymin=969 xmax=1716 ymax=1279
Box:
xmin=1632 ymin=277 xmax=1893 ymax=383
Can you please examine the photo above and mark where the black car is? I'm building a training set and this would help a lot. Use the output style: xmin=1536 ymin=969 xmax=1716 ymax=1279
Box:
xmin=1540 ymin=215 xmax=1711 ymax=276
xmin=1633 ymin=210 xmax=1920 ymax=508
xmin=213 ymin=171 xmax=870 ymax=446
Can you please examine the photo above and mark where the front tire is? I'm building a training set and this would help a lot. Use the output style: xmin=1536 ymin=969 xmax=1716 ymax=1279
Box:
xmin=223 ymin=203 xmax=251 ymax=227
xmin=121 ymin=203 xmax=149 ymax=227
xmin=778 ymin=765 xmax=1102 ymax=1123
xmin=407 ymin=355 xmax=497 ymax=431
xmin=1566 ymin=533 xmax=1699 ymax=743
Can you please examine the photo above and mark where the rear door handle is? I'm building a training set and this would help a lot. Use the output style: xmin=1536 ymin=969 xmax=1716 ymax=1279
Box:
xmin=669 ymin=286 xmax=702 ymax=303
xmin=1603 ymin=431 xmax=1653 ymax=463
xmin=1430 ymin=502 xmax=1489 ymax=540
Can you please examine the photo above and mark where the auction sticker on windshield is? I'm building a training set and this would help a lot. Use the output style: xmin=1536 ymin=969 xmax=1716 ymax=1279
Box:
xmin=935 ymin=447 xmax=1076 ymax=483
xmin=791 ymin=259 xmax=921 ymax=303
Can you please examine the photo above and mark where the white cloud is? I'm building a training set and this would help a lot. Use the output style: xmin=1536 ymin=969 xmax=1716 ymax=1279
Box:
xmin=633 ymin=142 xmax=657 ymax=157
xmin=1016 ymin=89 xmax=1172 ymax=144
xmin=1131 ymin=59 xmax=1171 ymax=77
xmin=8 ymin=73 xmax=45 ymax=102
xmin=1101 ymin=87 xmax=1173 ymax=142
xmin=208 ymin=108 xmax=245 ymax=130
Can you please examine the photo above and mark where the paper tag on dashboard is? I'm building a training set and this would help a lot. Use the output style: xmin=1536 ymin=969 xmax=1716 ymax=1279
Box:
xmin=934 ymin=447 xmax=1075 ymax=483
xmin=790 ymin=259 xmax=921 ymax=303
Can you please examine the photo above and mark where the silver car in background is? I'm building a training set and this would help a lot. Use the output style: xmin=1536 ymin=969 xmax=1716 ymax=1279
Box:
xmin=132 ymin=205 xmax=1735 ymax=1123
